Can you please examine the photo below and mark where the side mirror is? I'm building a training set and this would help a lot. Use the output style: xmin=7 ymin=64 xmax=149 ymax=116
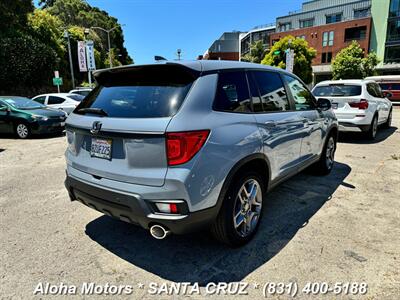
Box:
xmin=383 ymin=91 xmax=393 ymax=98
xmin=317 ymin=98 xmax=331 ymax=111
xmin=0 ymin=106 xmax=10 ymax=112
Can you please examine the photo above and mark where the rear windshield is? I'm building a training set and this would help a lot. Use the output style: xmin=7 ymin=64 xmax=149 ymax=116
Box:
xmin=75 ymin=65 xmax=197 ymax=118
xmin=379 ymin=83 xmax=400 ymax=90
xmin=313 ymin=84 xmax=362 ymax=97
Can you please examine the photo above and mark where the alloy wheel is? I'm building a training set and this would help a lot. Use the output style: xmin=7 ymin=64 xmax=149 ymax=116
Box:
xmin=16 ymin=124 xmax=29 ymax=139
xmin=233 ymin=179 xmax=262 ymax=237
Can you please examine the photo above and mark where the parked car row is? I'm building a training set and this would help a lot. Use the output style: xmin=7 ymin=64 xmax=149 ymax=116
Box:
xmin=0 ymin=88 xmax=93 ymax=139
xmin=0 ymin=96 xmax=67 ymax=139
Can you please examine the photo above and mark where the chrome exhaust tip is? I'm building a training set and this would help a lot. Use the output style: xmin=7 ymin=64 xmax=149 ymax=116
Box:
xmin=150 ymin=224 xmax=170 ymax=240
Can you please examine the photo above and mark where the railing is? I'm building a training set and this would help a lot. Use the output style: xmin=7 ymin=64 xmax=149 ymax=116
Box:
xmin=252 ymin=23 xmax=276 ymax=30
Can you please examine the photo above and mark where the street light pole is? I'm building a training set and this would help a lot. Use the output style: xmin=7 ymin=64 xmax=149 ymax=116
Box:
xmin=91 ymin=25 xmax=123 ymax=68
xmin=63 ymin=30 xmax=75 ymax=89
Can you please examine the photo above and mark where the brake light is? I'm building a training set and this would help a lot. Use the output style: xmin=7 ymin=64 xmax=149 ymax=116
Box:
xmin=349 ymin=99 xmax=369 ymax=110
xmin=166 ymin=130 xmax=210 ymax=166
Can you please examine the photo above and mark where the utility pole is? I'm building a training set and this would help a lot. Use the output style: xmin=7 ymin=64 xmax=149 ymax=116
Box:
xmin=91 ymin=25 xmax=124 ymax=68
xmin=63 ymin=30 xmax=75 ymax=89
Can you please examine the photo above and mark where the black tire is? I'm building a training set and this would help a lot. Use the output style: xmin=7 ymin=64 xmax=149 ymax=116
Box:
xmin=383 ymin=109 xmax=392 ymax=129
xmin=14 ymin=122 xmax=30 ymax=139
xmin=310 ymin=134 xmax=336 ymax=176
xmin=211 ymin=171 xmax=266 ymax=247
xmin=366 ymin=114 xmax=378 ymax=140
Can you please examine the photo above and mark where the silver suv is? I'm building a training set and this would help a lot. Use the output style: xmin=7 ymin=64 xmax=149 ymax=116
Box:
xmin=65 ymin=61 xmax=338 ymax=246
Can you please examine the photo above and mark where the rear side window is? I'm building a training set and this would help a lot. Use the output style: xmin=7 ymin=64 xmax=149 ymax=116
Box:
xmin=367 ymin=83 xmax=384 ymax=98
xmin=251 ymin=71 xmax=290 ymax=112
xmin=48 ymin=96 xmax=65 ymax=105
xmin=213 ymin=71 xmax=251 ymax=113
xmin=313 ymin=85 xmax=361 ymax=96
xmin=76 ymin=65 xmax=197 ymax=118
xmin=284 ymin=75 xmax=316 ymax=111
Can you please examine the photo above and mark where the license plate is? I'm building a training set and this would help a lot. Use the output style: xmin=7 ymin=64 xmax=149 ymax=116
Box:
xmin=91 ymin=138 xmax=112 ymax=160
xmin=332 ymin=102 xmax=338 ymax=109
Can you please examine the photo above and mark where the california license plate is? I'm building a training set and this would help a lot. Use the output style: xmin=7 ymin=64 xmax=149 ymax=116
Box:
xmin=91 ymin=138 xmax=112 ymax=160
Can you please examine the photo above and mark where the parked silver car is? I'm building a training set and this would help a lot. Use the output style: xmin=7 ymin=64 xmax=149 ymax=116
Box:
xmin=64 ymin=61 xmax=338 ymax=246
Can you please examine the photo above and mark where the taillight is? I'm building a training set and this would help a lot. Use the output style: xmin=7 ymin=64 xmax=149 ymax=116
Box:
xmin=349 ymin=99 xmax=369 ymax=110
xmin=166 ymin=130 xmax=210 ymax=166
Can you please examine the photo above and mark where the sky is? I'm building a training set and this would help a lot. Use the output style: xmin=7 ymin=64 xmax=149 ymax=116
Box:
xmin=37 ymin=0 xmax=304 ymax=64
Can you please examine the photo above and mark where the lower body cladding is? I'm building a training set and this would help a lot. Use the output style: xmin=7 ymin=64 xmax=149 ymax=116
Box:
xmin=64 ymin=175 xmax=220 ymax=238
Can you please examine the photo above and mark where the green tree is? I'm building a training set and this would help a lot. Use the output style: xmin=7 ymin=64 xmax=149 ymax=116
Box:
xmin=47 ymin=0 xmax=132 ymax=65
xmin=242 ymin=40 xmax=267 ymax=64
xmin=332 ymin=41 xmax=380 ymax=79
xmin=0 ymin=0 xmax=34 ymax=35
xmin=262 ymin=36 xmax=316 ymax=84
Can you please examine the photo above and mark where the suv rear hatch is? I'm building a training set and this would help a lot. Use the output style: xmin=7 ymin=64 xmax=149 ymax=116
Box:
xmin=66 ymin=64 xmax=200 ymax=187
xmin=313 ymin=83 xmax=365 ymax=118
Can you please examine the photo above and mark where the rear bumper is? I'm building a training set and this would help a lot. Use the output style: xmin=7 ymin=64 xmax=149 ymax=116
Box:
xmin=338 ymin=122 xmax=370 ymax=132
xmin=65 ymin=175 xmax=218 ymax=234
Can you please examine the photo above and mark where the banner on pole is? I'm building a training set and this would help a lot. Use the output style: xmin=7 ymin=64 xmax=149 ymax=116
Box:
xmin=77 ymin=41 xmax=87 ymax=72
xmin=285 ymin=49 xmax=295 ymax=73
xmin=85 ymin=40 xmax=96 ymax=71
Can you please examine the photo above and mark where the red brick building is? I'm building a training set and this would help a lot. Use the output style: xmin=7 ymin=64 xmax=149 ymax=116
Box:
xmin=271 ymin=0 xmax=373 ymax=83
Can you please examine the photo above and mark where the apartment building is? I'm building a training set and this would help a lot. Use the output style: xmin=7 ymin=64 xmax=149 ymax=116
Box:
xmin=239 ymin=24 xmax=276 ymax=60
xmin=269 ymin=0 xmax=372 ymax=82
xmin=370 ymin=0 xmax=400 ymax=74
xmin=202 ymin=32 xmax=242 ymax=61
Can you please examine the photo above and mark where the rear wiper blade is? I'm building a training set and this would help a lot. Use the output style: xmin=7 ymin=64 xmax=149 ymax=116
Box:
xmin=77 ymin=107 xmax=108 ymax=116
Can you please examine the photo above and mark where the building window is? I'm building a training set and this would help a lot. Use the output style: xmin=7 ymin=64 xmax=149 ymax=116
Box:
xmin=279 ymin=22 xmax=291 ymax=32
xmin=389 ymin=0 xmax=400 ymax=17
xmin=387 ymin=19 xmax=400 ymax=42
xmin=385 ymin=45 xmax=400 ymax=63
xmin=322 ymin=31 xmax=334 ymax=46
xmin=326 ymin=13 xmax=342 ymax=24
xmin=354 ymin=8 xmax=370 ymax=18
xmin=296 ymin=35 xmax=306 ymax=40
xmin=321 ymin=52 xmax=333 ymax=64
xmin=300 ymin=18 xmax=314 ymax=28
xmin=345 ymin=26 xmax=367 ymax=41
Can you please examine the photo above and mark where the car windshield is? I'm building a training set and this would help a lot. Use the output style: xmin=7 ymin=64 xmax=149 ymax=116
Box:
xmin=313 ymin=84 xmax=362 ymax=97
xmin=67 ymin=94 xmax=85 ymax=101
xmin=0 ymin=97 xmax=45 ymax=109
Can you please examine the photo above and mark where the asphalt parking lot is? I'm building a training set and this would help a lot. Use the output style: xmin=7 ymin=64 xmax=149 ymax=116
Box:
xmin=1 ymin=110 xmax=399 ymax=299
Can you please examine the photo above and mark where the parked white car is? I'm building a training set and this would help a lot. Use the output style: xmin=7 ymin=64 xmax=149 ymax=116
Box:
xmin=69 ymin=88 xmax=92 ymax=97
xmin=32 ymin=93 xmax=84 ymax=114
xmin=312 ymin=80 xmax=393 ymax=139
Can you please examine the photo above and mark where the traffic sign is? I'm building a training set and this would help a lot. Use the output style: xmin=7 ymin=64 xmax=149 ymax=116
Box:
xmin=53 ymin=77 xmax=63 ymax=86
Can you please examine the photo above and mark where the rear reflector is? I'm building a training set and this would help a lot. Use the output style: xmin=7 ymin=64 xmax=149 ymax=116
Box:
xmin=155 ymin=202 xmax=179 ymax=214
xmin=349 ymin=99 xmax=369 ymax=110
xmin=166 ymin=130 xmax=210 ymax=166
